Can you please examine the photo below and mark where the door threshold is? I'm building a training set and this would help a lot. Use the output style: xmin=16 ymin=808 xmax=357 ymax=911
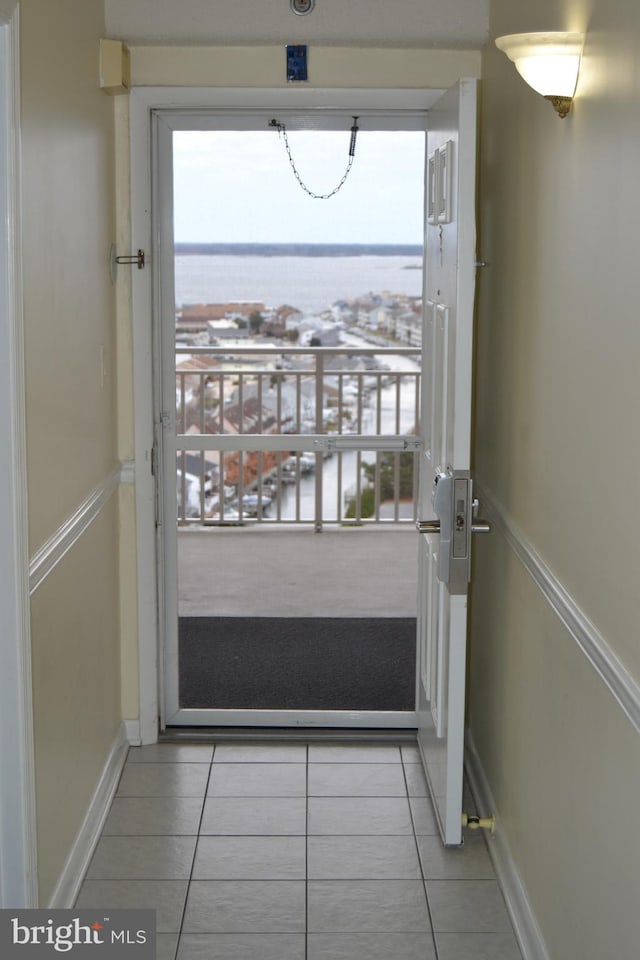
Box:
xmin=160 ymin=726 xmax=418 ymax=744
xmin=163 ymin=709 xmax=418 ymax=728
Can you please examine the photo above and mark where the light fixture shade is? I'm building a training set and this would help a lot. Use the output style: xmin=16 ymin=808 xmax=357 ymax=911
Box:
xmin=495 ymin=32 xmax=584 ymax=103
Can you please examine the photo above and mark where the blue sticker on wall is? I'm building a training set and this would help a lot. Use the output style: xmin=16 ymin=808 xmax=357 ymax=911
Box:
xmin=286 ymin=45 xmax=308 ymax=82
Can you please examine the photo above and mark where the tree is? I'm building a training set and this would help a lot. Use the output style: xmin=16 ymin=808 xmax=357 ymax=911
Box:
xmin=248 ymin=311 xmax=264 ymax=334
xmin=362 ymin=451 xmax=414 ymax=501
xmin=344 ymin=486 xmax=376 ymax=520
xmin=344 ymin=453 xmax=415 ymax=520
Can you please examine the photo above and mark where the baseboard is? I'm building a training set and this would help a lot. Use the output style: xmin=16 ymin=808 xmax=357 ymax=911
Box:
xmin=48 ymin=723 xmax=129 ymax=908
xmin=464 ymin=731 xmax=551 ymax=960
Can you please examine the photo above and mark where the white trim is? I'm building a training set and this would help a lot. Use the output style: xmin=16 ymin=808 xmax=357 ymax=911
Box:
xmin=130 ymin=88 xmax=159 ymax=745
xmin=29 ymin=466 xmax=122 ymax=595
xmin=477 ymin=483 xmax=640 ymax=736
xmin=165 ymin=709 xmax=418 ymax=729
xmin=48 ymin=724 xmax=129 ymax=908
xmin=120 ymin=459 xmax=135 ymax=484
xmin=130 ymin=87 xmax=436 ymax=743
xmin=124 ymin=719 xmax=141 ymax=745
xmin=130 ymin=86 xmax=440 ymax=117
xmin=0 ymin=2 xmax=39 ymax=909
xmin=465 ymin=731 xmax=550 ymax=960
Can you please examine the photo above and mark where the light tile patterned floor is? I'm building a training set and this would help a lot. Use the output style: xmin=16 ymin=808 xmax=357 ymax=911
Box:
xmin=76 ymin=742 xmax=524 ymax=960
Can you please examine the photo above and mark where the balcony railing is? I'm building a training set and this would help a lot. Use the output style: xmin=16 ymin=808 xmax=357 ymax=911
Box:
xmin=175 ymin=345 xmax=421 ymax=528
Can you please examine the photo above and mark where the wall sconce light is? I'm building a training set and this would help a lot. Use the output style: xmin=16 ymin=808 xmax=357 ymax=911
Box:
xmin=495 ymin=32 xmax=584 ymax=118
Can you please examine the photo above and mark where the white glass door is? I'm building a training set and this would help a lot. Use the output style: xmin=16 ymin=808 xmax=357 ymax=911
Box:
xmin=416 ymin=80 xmax=480 ymax=844
xmin=152 ymin=109 xmax=427 ymax=728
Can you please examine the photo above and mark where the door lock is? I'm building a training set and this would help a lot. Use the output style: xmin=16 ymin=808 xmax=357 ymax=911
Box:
xmin=416 ymin=474 xmax=491 ymax=592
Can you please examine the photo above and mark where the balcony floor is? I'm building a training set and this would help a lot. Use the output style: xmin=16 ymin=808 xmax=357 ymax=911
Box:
xmin=178 ymin=525 xmax=418 ymax=618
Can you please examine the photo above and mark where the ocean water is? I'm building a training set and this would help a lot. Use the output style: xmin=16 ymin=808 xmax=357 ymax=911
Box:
xmin=175 ymin=254 xmax=423 ymax=315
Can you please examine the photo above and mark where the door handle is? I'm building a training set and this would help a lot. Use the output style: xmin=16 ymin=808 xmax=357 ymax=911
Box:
xmin=416 ymin=519 xmax=491 ymax=534
xmin=471 ymin=520 xmax=491 ymax=534
xmin=416 ymin=519 xmax=440 ymax=533
xmin=418 ymin=475 xmax=491 ymax=591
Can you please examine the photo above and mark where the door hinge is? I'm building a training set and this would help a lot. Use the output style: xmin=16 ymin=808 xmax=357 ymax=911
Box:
xmin=151 ymin=443 xmax=158 ymax=477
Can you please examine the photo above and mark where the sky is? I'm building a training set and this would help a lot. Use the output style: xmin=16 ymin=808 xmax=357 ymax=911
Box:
xmin=173 ymin=129 xmax=425 ymax=246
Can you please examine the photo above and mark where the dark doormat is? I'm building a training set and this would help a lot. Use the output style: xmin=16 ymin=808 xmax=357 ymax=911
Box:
xmin=179 ymin=616 xmax=416 ymax=711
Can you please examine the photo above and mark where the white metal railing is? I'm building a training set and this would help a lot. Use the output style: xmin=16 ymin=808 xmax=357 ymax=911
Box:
xmin=174 ymin=345 xmax=421 ymax=528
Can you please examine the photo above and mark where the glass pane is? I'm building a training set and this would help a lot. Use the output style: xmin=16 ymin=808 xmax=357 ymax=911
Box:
xmin=170 ymin=126 xmax=424 ymax=713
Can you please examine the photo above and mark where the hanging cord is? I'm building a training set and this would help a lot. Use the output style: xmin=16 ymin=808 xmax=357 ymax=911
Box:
xmin=269 ymin=117 xmax=359 ymax=199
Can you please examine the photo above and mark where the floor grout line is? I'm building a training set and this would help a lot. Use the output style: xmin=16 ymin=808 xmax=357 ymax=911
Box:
xmin=305 ymin=743 xmax=309 ymax=960
xmin=80 ymin=741 xmax=521 ymax=959
xmin=401 ymin=751 xmax=440 ymax=960
xmin=173 ymin=747 xmax=215 ymax=954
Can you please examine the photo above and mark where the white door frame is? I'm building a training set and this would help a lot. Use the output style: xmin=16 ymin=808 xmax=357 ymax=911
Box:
xmin=0 ymin=0 xmax=38 ymax=907
xmin=130 ymin=86 xmax=443 ymax=739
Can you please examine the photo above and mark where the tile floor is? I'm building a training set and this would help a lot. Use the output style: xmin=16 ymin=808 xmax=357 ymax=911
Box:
xmin=76 ymin=741 xmax=524 ymax=960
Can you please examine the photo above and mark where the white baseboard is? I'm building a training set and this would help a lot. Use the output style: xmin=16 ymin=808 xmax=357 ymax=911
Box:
xmin=48 ymin=723 xmax=129 ymax=908
xmin=464 ymin=731 xmax=550 ymax=960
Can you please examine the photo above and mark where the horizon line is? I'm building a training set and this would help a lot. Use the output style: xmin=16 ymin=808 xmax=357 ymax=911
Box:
xmin=175 ymin=241 xmax=423 ymax=255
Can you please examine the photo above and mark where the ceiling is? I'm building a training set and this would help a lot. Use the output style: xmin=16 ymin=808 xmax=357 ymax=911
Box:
xmin=104 ymin=0 xmax=489 ymax=48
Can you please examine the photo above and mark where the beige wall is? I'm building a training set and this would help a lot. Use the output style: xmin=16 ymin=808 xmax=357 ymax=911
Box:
xmin=20 ymin=0 xmax=122 ymax=904
xmin=471 ymin=0 xmax=640 ymax=955
xmin=22 ymin=0 xmax=117 ymax=547
xmin=129 ymin=45 xmax=481 ymax=89
xmin=30 ymin=501 xmax=120 ymax=904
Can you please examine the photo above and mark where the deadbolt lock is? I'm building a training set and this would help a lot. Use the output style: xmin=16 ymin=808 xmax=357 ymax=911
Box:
xmin=416 ymin=473 xmax=491 ymax=592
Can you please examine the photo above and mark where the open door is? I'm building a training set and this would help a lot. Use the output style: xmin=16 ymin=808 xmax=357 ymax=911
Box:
xmin=150 ymin=106 xmax=427 ymax=729
xmin=416 ymin=79 xmax=484 ymax=845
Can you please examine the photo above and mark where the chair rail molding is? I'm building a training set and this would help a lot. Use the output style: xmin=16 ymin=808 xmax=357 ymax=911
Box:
xmin=120 ymin=459 xmax=135 ymax=484
xmin=477 ymin=482 xmax=640 ymax=736
xmin=29 ymin=465 xmax=123 ymax=594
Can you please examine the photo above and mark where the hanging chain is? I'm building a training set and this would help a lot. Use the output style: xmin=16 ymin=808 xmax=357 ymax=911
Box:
xmin=269 ymin=117 xmax=359 ymax=200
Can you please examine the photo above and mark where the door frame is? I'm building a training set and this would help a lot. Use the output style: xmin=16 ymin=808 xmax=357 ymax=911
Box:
xmin=0 ymin=0 xmax=39 ymax=907
xmin=130 ymin=86 xmax=445 ymax=739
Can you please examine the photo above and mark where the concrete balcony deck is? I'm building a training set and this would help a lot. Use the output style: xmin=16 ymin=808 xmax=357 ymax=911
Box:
xmin=178 ymin=524 xmax=418 ymax=618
